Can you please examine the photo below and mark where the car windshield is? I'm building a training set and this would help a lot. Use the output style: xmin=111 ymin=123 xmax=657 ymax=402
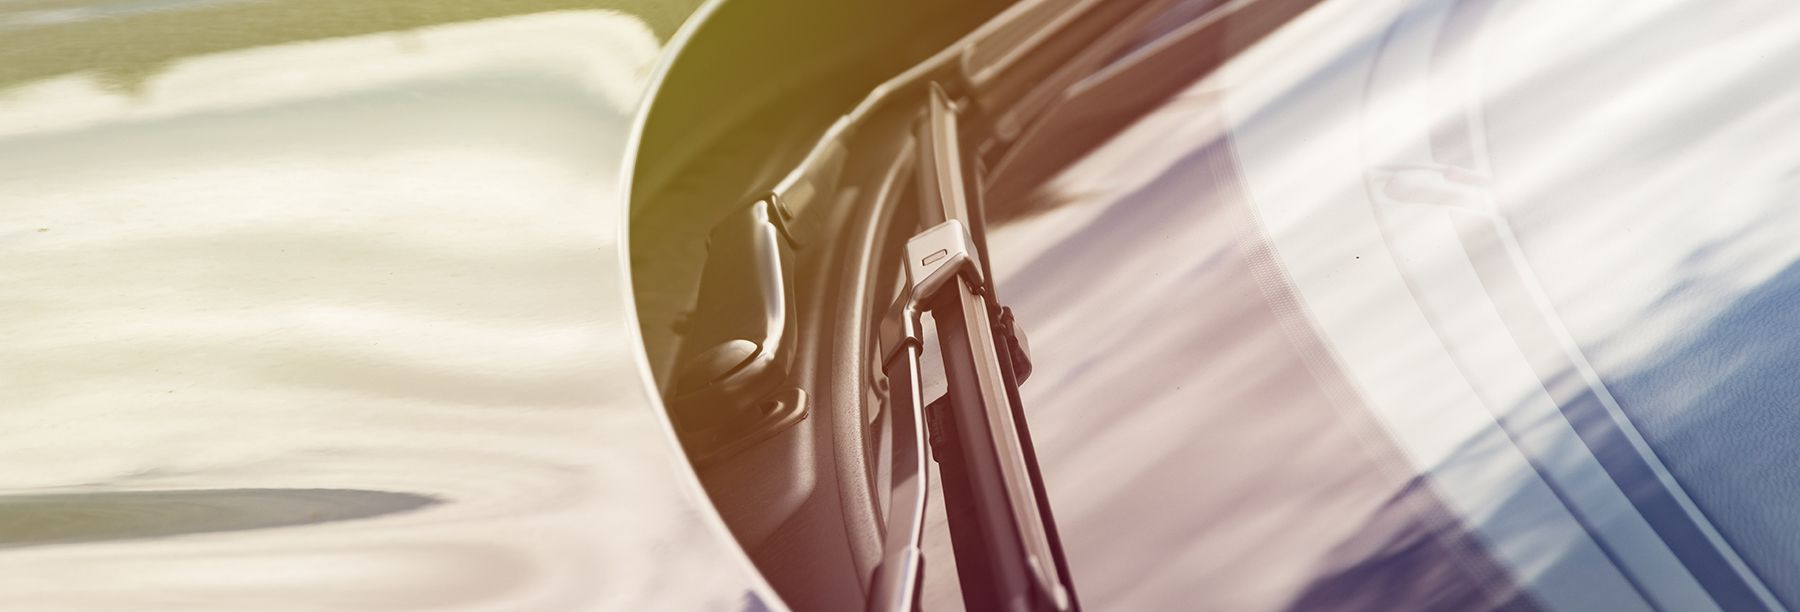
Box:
xmin=980 ymin=0 xmax=1800 ymax=609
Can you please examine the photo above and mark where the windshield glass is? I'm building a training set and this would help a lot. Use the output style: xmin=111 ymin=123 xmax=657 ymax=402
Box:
xmin=979 ymin=0 xmax=1800 ymax=609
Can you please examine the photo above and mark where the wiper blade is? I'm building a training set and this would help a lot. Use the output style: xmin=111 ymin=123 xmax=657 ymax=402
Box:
xmin=868 ymin=84 xmax=1077 ymax=612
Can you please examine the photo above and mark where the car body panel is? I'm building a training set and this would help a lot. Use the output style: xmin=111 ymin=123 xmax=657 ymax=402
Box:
xmin=0 ymin=1 xmax=763 ymax=609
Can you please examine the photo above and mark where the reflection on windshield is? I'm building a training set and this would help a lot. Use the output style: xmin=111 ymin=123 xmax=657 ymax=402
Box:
xmin=982 ymin=0 xmax=1800 ymax=609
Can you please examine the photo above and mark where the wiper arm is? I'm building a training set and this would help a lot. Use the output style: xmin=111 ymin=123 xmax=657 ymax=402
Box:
xmin=868 ymin=84 xmax=1077 ymax=612
xmin=866 ymin=252 xmax=930 ymax=612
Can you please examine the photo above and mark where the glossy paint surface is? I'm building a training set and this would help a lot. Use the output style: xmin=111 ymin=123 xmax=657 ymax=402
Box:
xmin=0 ymin=1 xmax=759 ymax=609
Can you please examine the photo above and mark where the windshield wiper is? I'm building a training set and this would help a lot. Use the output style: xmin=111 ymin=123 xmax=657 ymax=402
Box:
xmin=868 ymin=84 xmax=1077 ymax=612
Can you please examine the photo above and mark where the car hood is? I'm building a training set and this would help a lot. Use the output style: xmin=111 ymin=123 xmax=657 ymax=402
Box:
xmin=0 ymin=1 xmax=758 ymax=609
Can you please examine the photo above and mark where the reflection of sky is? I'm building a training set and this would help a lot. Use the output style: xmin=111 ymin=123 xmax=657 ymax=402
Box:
xmin=0 ymin=0 xmax=264 ymax=31
xmin=1229 ymin=0 xmax=1800 ymax=608
xmin=1481 ymin=0 xmax=1800 ymax=606
xmin=0 ymin=9 xmax=751 ymax=610
xmin=982 ymin=0 xmax=1800 ymax=609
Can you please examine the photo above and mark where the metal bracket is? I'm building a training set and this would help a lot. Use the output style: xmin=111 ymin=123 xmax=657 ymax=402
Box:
xmin=880 ymin=219 xmax=983 ymax=367
xmin=906 ymin=219 xmax=983 ymax=302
